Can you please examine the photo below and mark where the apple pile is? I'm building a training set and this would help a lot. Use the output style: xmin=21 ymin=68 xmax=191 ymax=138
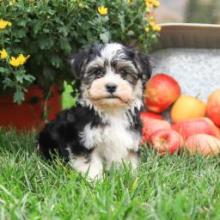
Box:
xmin=141 ymin=73 xmax=220 ymax=156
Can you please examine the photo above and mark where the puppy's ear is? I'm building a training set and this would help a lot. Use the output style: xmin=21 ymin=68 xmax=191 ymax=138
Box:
xmin=69 ymin=49 xmax=90 ymax=80
xmin=69 ymin=43 xmax=104 ymax=80
xmin=135 ymin=52 xmax=152 ymax=81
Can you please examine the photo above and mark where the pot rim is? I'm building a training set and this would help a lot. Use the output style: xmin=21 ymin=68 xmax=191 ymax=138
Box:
xmin=152 ymin=23 xmax=220 ymax=51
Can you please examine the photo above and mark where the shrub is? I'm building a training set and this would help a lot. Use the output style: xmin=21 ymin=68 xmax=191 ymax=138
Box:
xmin=0 ymin=0 xmax=160 ymax=103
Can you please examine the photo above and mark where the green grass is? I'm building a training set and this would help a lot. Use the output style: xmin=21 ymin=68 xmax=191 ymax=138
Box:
xmin=1 ymin=130 xmax=220 ymax=219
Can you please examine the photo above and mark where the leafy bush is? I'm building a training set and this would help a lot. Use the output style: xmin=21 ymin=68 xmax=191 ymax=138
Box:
xmin=0 ymin=0 xmax=160 ymax=103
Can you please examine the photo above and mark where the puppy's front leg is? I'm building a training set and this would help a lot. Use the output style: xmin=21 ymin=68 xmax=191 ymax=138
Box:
xmin=69 ymin=151 xmax=103 ymax=180
xmin=87 ymin=151 xmax=103 ymax=180
xmin=126 ymin=150 xmax=140 ymax=170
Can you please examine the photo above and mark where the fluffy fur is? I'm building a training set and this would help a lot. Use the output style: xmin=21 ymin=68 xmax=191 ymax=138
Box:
xmin=37 ymin=43 xmax=151 ymax=180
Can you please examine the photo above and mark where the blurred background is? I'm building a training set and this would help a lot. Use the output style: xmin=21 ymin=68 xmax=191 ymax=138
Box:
xmin=155 ymin=0 xmax=220 ymax=24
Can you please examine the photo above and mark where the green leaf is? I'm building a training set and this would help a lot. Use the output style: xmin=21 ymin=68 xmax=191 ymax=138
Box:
xmin=118 ymin=12 xmax=125 ymax=33
xmin=38 ymin=37 xmax=54 ymax=50
xmin=23 ymin=74 xmax=35 ymax=82
xmin=60 ymin=38 xmax=71 ymax=53
xmin=58 ymin=26 xmax=69 ymax=37
xmin=12 ymin=29 xmax=26 ymax=38
xmin=50 ymin=54 xmax=63 ymax=68
xmin=16 ymin=19 xmax=28 ymax=27
xmin=0 ymin=67 xmax=9 ymax=74
xmin=33 ymin=22 xmax=43 ymax=35
xmin=13 ymin=88 xmax=25 ymax=104
xmin=2 ymin=78 xmax=14 ymax=89
xmin=99 ymin=31 xmax=111 ymax=44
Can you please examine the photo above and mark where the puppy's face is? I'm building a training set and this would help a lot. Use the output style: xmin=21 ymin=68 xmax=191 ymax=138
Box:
xmin=71 ymin=43 xmax=151 ymax=112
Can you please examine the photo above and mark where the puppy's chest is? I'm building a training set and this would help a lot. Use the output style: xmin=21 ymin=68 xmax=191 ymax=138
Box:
xmin=80 ymin=117 xmax=140 ymax=160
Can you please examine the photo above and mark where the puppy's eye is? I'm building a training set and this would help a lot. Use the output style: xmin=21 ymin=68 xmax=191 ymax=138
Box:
xmin=92 ymin=68 xmax=104 ymax=77
xmin=119 ymin=69 xmax=138 ymax=82
xmin=119 ymin=69 xmax=129 ymax=77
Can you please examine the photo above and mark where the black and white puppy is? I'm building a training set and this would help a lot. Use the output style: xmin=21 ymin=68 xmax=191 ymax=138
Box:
xmin=37 ymin=43 xmax=151 ymax=179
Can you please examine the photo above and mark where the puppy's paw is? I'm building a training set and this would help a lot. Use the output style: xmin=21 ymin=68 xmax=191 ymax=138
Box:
xmin=86 ymin=169 xmax=103 ymax=182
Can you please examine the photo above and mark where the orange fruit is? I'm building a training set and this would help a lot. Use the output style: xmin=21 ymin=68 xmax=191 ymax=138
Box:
xmin=171 ymin=95 xmax=206 ymax=123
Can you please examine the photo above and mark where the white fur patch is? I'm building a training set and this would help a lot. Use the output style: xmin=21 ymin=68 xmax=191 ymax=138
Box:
xmin=68 ymin=155 xmax=90 ymax=173
xmin=100 ymin=43 xmax=124 ymax=61
xmin=130 ymin=79 xmax=143 ymax=113
xmin=79 ymin=124 xmax=98 ymax=149
xmin=79 ymin=112 xmax=140 ymax=169
xmin=68 ymin=148 xmax=103 ymax=180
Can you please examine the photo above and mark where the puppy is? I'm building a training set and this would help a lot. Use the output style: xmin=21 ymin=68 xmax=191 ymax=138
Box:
xmin=37 ymin=43 xmax=151 ymax=179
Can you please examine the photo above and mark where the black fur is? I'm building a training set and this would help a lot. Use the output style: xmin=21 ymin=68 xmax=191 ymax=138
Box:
xmin=38 ymin=104 xmax=99 ymax=160
xmin=70 ymin=44 xmax=104 ymax=89
xmin=123 ymin=46 xmax=151 ymax=81
xmin=37 ymin=103 xmax=142 ymax=161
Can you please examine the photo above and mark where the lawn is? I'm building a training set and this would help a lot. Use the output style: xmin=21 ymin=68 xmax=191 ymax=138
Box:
xmin=1 ymin=129 xmax=220 ymax=220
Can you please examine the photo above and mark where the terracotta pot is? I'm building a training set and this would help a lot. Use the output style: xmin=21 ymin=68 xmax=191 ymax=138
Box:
xmin=0 ymin=85 xmax=61 ymax=130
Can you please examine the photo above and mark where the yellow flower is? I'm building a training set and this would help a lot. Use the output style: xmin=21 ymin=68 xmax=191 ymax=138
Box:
xmin=9 ymin=57 xmax=20 ymax=67
xmin=144 ymin=27 xmax=150 ymax=32
xmin=145 ymin=6 xmax=151 ymax=13
xmin=151 ymin=24 xmax=161 ymax=32
xmin=0 ymin=49 xmax=8 ymax=59
xmin=128 ymin=0 xmax=133 ymax=4
xmin=17 ymin=54 xmax=30 ymax=65
xmin=9 ymin=0 xmax=16 ymax=5
xmin=149 ymin=16 xmax=156 ymax=23
xmin=145 ymin=0 xmax=160 ymax=8
xmin=146 ymin=15 xmax=160 ymax=31
xmin=97 ymin=6 xmax=108 ymax=16
xmin=145 ymin=1 xmax=151 ymax=8
xmin=9 ymin=54 xmax=30 ymax=68
xmin=78 ymin=2 xmax=84 ymax=8
xmin=153 ymin=0 xmax=160 ymax=8
xmin=0 ymin=19 xmax=12 ymax=30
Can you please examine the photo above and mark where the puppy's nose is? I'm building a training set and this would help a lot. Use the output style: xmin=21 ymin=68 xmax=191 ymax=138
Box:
xmin=105 ymin=83 xmax=117 ymax=94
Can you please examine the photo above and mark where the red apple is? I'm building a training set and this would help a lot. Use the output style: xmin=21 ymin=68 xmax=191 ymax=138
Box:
xmin=172 ymin=117 xmax=220 ymax=140
xmin=185 ymin=134 xmax=220 ymax=156
xmin=140 ymin=116 xmax=171 ymax=144
xmin=144 ymin=73 xmax=181 ymax=113
xmin=150 ymin=129 xmax=183 ymax=155
xmin=206 ymin=89 xmax=220 ymax=127
xmin=140 ymin=111 xmax=164 ymax=120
